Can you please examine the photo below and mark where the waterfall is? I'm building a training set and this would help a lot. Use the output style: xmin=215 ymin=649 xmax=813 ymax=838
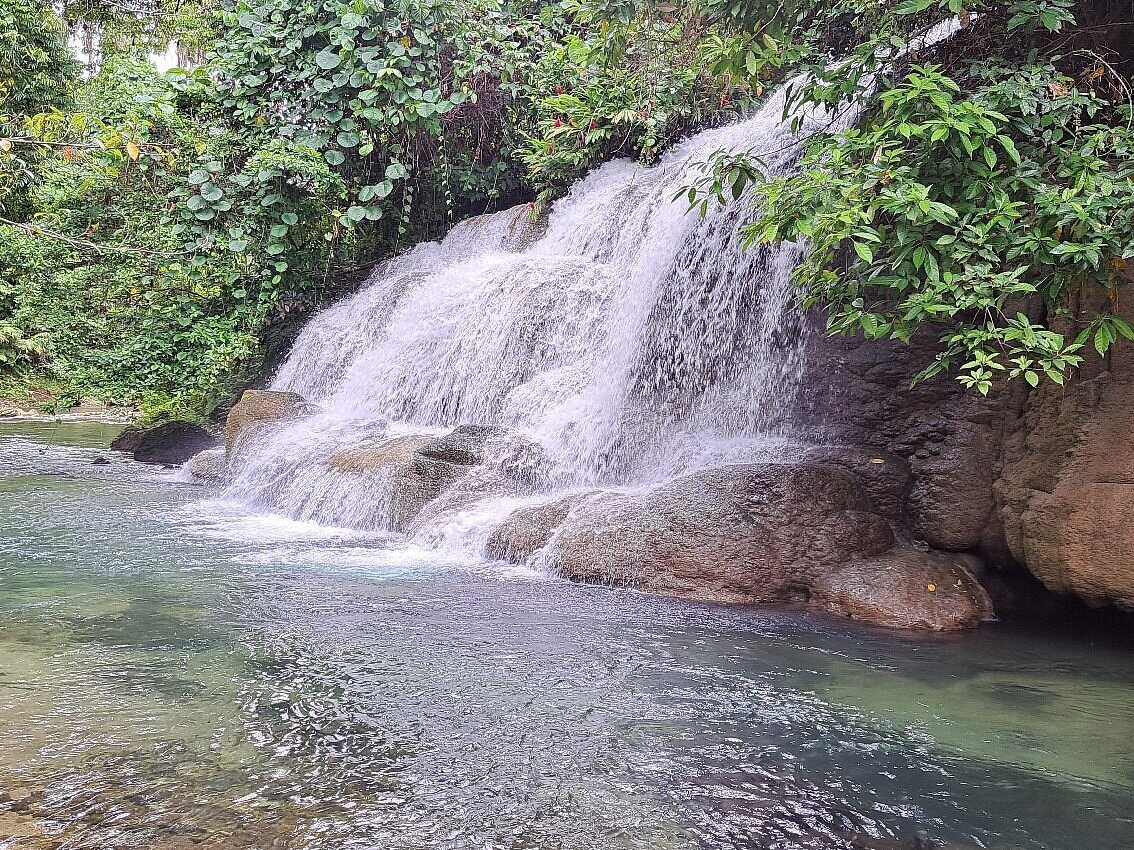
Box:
xmin=217 ymin=24 xmax=960 ymax=549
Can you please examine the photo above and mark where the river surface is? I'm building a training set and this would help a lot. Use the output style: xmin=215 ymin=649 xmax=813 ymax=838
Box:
xmin=1 ymin=420 xmax=1132 ymax=850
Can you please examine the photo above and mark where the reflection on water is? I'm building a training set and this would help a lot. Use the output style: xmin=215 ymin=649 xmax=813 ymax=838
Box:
xmin=1 ymin=420 xmax=1132 ymax=850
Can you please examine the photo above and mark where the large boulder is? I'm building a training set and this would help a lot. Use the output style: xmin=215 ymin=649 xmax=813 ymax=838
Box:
xmin=417 ymin=424 xmax=548 ymax=485
xmin=111 ymin=421 xmax=218 ymax=465
xmin=538 ymin=463 xmax=991 ymax=630
xmin=326 ymin=434 xmax=457 ymax=531
xmin=800 ymin=445 xmax=911 ymax=523
xmin=317 ymin=425 xmax=549 ymax=533
xmin=416 ymin=424 xmax=508 ymax=465
xmin=811 ymin=551 xmax=992 ymax=631
xmin=795 ymin=295 xmax=1134 ymax=614
xmin=225 ymin=390 xmax=320 ymax=453
xmin=327 ymin=434 xmax=434 ymax=473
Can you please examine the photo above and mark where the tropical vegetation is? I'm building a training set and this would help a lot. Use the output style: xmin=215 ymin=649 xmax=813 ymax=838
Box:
xmin=0 ymin=0 xmax=1131 ymax=418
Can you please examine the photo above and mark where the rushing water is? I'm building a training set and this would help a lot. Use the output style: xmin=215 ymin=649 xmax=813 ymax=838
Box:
xmin=2 ymin=420 xmax=1133 ymax=850
xmin=221 ymin=70 xmax=847 ymax=538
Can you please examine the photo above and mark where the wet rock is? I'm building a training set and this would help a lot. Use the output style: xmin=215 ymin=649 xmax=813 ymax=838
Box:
xmin=111 ymin=422 xmax=219 ymax=465
xmin=811 ymin=550 xmax=993 ymax=631
xmin=91 ymin=456 xmax=111 ymax=465
xmin=224 ymin=389 xmax=320 ymax=453
xmin=801 ymin=445 xmax=911 ymax=522
xmin=797 ymin=296 xmax=1134 ymax=614
xmin=324 ymin=425 xmax=550 ymax=533
xmin=413 ymin=424 xmax=548 ymax=485
xmin=486 ymin=492 xmax=597 ymax=562
xmin=326 ymin=434 xmax=471 ymax=531
xmin=416 ymin=424 xmax=507 ymax=466
xmin=996 ymin=368 xmax=1134 ymax=609
xmin=186 ymin=447 xmax=228 ymax=485
xmin=399 ymin=452 xmax=480 ymax=529
xmin=541 ymin=463 xmax=991 ymax=630
xmin=408 ymin=467 xmax=531 ymax=537
xmin=906 ymin=422 xmax=996 ymax=550
xmin=327 ymin=434 xmax=433 ymax=473
xmin=0 ymin=810 xmax=44 ymax=839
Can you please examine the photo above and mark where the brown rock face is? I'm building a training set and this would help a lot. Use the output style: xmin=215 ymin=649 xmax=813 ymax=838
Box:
xmin=485 ymin=492 xmax=596 ymax=562
xmin=224 ymin=389 xmax=320 ymax=453
xmin=325 ymin=434 xmax=472 ymax=532
xmin=327 ymin=434 xmax=434 ymax=473
xmin=797 ymin=296 xmax=1134 ymax=614
xmin=996 ymin=371 xmax=1134 ymax=609
xmin=812 ymin=552 xmax=992 ymax=631
xmin=534 ymin=463 xmax=991 ymax=630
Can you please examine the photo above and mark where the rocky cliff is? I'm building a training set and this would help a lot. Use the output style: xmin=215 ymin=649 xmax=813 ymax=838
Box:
xmin=797 ymin=295 xmax=1134 ymax=614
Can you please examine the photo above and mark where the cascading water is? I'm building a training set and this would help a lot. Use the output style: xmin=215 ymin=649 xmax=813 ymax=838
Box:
xmin=218 ymin=26 xmax=958 ymax=551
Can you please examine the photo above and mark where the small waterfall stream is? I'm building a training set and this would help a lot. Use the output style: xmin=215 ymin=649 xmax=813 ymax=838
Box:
xmin=222 ymin=77 xmax=853 ymax=543
xmin=218 ymin=20 xmax=957 ymax=551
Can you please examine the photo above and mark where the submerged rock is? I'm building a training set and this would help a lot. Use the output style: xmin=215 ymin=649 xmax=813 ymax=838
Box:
xmin=225 ymin=389 xmax=320 ymax=453
xmin=537 ymin=462 xmax=991 ymax=630
xmin=111 ymin=422 xmax=218 ymax=465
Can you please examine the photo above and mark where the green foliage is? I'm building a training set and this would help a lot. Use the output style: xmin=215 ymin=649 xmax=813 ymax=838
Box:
xmin=0 ymin=0 xmax=79 ymax=114
xmin=685 ymin=0 xmax=1134 ymax=391
xmin=0 ymin=58 xmax=262 ymax=415
xmin=516 ymin=28 xmax=720 ymax=196
xmin=0 ymin=0 xmax=738 ymax=416
xmin=517 ymin=0 xmax=742 ymax=197
xmin=0 ymin=0 xmax=80 ymax=215
xmin=205 ymin=0 xmax=544 ymax=236
xmin=61 ymin=0 xmax=217 ymax=67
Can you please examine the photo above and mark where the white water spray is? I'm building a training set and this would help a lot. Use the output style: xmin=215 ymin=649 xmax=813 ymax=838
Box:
xmin=220 ymin=23 xmax=962 ymax=548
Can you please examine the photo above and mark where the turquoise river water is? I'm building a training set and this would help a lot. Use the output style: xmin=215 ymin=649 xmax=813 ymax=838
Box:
xmin=1 ymin=420 xmax=1132 ymax=850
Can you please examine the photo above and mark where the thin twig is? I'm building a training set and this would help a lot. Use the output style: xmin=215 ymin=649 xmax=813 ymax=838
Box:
xmin=0 ymin=216 xmax=190 ymax=257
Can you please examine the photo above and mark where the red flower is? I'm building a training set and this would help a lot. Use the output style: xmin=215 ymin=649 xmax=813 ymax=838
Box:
xmin=553 ymin=118 xmax=562 ymax=128
xmin=589 ymin=119 xmax=597 ymax=130
xmin=721 ymin=97 xmax=731 ymax=107
xmin=556 ymin=86 xmax=564 ymax=94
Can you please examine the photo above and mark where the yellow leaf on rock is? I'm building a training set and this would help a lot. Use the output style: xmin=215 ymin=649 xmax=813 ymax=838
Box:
xmin=927 ymin=583 xmax=937 ymax=592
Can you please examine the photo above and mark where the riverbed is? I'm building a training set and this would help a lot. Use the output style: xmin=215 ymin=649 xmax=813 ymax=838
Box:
xmin=1 ymin=420 xmax=1132 ymax=850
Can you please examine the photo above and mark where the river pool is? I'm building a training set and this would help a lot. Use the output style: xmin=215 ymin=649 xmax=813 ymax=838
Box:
xmin=1 ymin=420 xmax=1132 ymax=850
